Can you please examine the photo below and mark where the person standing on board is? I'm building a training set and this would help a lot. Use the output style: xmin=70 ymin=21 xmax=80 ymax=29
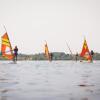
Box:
xmin=14 ymin=46 xmax=18 ymax=61
xmin=75 ymin=52 xmax=78 ymax=62
xmin=90 ymin=50 xmax=94 ymax=62
xmin=49 ymin=53 xmax=53 ymax=61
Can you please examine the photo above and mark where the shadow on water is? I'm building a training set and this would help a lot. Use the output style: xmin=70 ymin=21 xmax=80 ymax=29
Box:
xmin=0 ymin=89 xmax=7 ymax=100
xmin=81 ymin=98 xmax=88 ymax=100
xmin=0 ymin=88 xmax=13 ymax=100
xmin=78 ymin=84 xmax=94 ymax=87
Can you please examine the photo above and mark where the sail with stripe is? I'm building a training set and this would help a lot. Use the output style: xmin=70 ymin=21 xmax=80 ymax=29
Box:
xmin=80 ymin=38 xmax=92 ymax=62
xmin=1 ymin=32 xmax=14 ymax=60
xmin=44 ymin=42 xmax=52 ymax=61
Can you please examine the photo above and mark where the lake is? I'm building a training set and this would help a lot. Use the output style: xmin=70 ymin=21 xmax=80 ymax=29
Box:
xmin=0 ymin=61 xmax=100 ymax=100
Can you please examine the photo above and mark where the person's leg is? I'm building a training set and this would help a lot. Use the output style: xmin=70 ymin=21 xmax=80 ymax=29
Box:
xmin=16 ymin=55 xmax=17 ymax=61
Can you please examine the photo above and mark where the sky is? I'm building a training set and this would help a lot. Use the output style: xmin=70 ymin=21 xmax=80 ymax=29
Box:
xmin=0 ymin=0 xmax=100 ymax=54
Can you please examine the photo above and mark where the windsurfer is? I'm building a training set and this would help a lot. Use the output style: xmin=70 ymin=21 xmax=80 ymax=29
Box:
xmin=14 ymin=46 xmax=18 ymax=61
xmin=75 ymin=52 xmax=78 ymax=62
xmin=90 ymin=50 xmax=94 ymax=62
xmin=49 ymin=53 xmax=53 ymax=61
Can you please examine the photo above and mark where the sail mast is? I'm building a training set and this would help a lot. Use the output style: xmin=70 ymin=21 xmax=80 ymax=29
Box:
xmin=66 ymin=42 xmax=74 ymax=60
xmin=66 ymin=42 xmax=73 ymax=55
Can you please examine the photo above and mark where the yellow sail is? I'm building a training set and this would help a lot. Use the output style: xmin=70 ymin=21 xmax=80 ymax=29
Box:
xmin=80 ymin=38 xmax=92 ymax=62
xmin=1 ymin=32 xmax=14 ymax=60
xmin=44 ymin=42 xmax=52 ymax=61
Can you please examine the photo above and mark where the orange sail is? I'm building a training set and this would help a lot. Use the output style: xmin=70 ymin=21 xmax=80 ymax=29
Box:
xmin=80 ymin=38 xmax=92 ymax=61
xmin=44 ymin=42 xmax=51 ymax=61
xmin=1 ymin=32 xmax=14 ymax=60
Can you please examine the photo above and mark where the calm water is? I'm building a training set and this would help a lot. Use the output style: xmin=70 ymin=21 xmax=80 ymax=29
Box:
xmin=0 ymin=61 xmax=100 ymax=100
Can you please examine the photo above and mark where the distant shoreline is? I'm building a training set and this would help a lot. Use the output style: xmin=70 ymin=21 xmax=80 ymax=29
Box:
xmin=0 ymin=52 xmax=100 ymax=60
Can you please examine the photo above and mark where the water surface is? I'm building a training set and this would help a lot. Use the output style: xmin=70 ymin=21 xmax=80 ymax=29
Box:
xmin=0 ymin=61 xmax=100 ymax=100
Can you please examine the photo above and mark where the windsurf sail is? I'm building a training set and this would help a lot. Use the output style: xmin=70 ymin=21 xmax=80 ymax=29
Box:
xmin=80 ymin=38 xmax=92 ymax=62
xmin=44 ymin=42 xmax=52 ymax=61
xmin=1 ymin=32 xmax=14 ymax=60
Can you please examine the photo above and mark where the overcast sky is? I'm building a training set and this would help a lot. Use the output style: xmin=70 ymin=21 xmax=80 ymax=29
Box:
xmin=0 ymin=0 xmax=100 ymax=54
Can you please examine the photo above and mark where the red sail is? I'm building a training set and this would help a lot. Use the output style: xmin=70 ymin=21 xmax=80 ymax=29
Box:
xmin=80 ymin=39 xmax=92 ymax=61
xmin=1 ymin=33 xmax=14 ymax=60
